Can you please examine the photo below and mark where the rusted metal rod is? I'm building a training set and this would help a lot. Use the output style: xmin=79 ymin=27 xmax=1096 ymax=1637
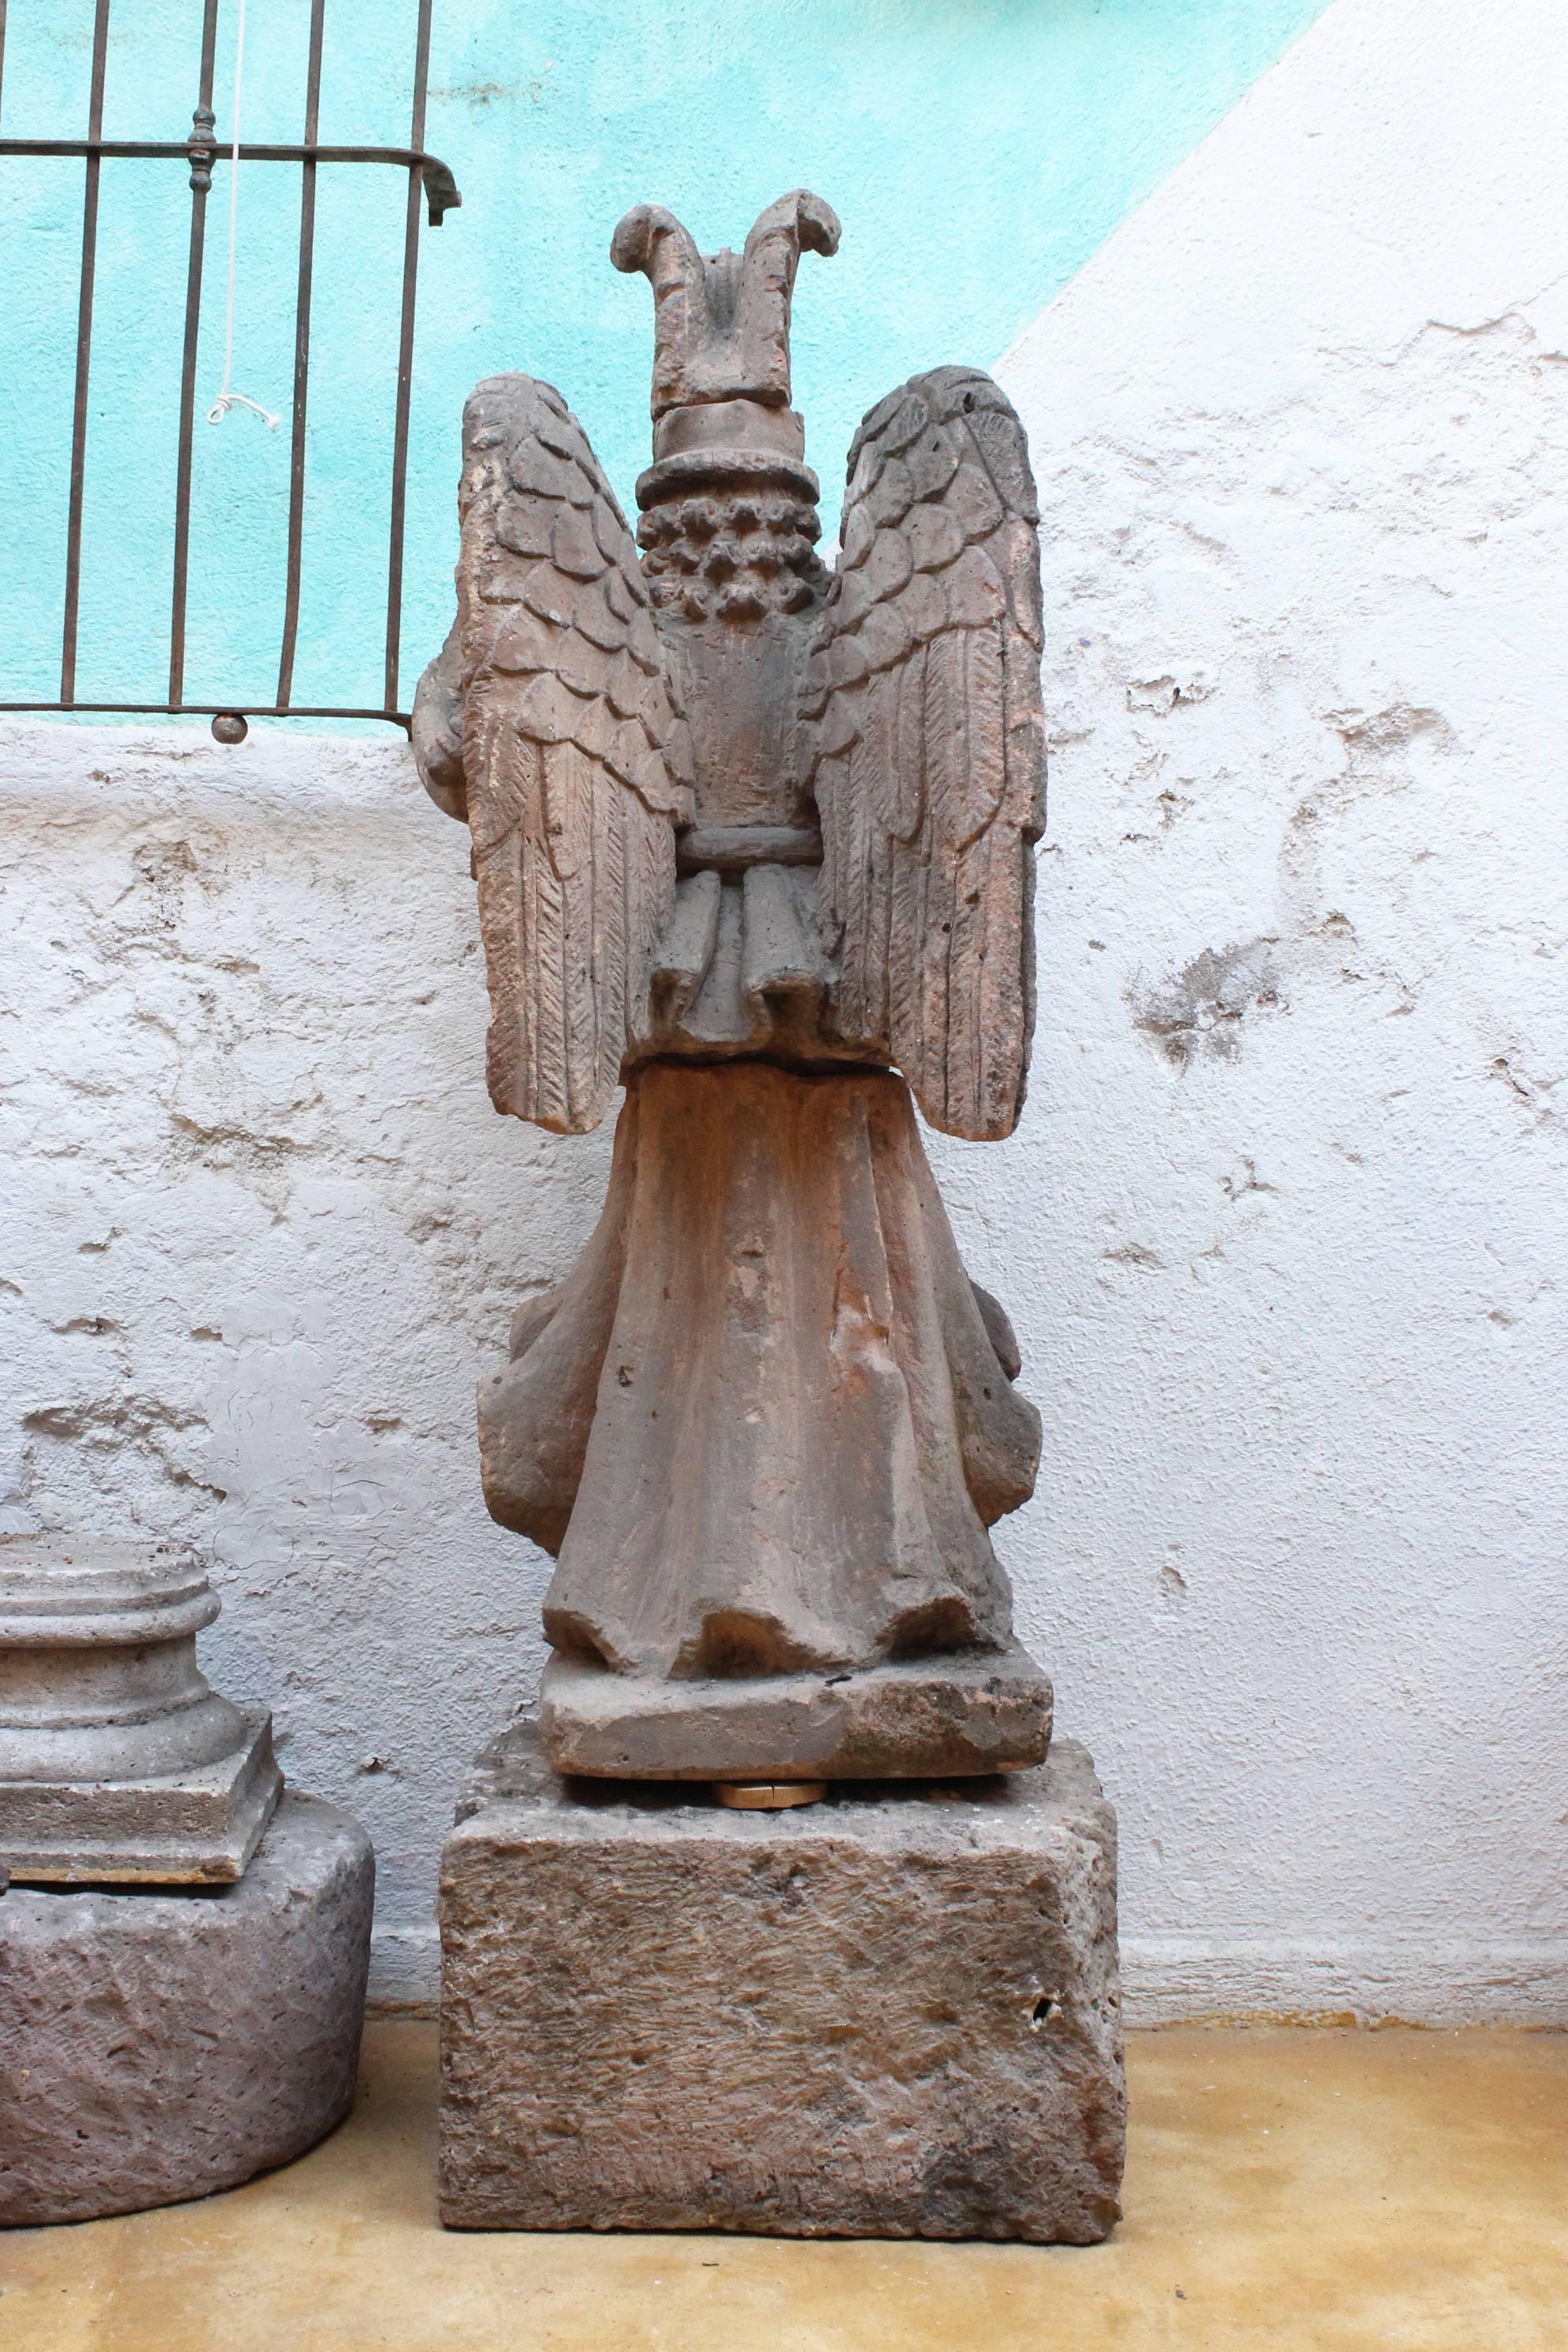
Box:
xmin=0 ymin=138 xmax=460 ymax=224
xmin=169 ymin=0 xmax=221 ymax=707
xmin=60 ymin=0 xmax=113 ymax=704
xmin=276 ymin=0 xmax=327 ymax=709
xmin=0 ymin=2 xmax=461 ymax=739
xmin=0 ymin=700 xmax=412 ymax=733
xmin=384 ymin=0 xmax=437 ymax=716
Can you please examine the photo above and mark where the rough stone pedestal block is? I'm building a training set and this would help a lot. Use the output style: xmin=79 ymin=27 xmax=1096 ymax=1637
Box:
xmin=0 ymin=1794 xmax=373 ymax=2225
xmin=440 ymin=1723 xmax=1124 ymax=2241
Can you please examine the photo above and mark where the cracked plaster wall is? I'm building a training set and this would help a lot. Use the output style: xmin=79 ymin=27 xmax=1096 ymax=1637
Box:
xmin=3 ymin=0 xmax=1566 ymax=2014
xmin=0 ymin=730 xmax=620 ymax=1994
xmin=990 ymin=0 xmax=1568 ymax=2017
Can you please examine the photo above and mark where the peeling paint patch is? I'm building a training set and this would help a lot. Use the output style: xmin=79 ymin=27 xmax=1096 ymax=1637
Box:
xmin=1129 ymin=939 xmax=1283 ymax=1068
xmin=1221 ymin=1159 xmax=1278 ymax=1204
xmin=1326 ymin=702 xmax=1456 ymax=775
xmin=1103 ymin=1240 xmax=1165 ymax=1271
xmin=1127 ymin=671 xmax=1217 ymax=714
xmin=22 ymin=1395 xmax=207 ymax=1447
xmin=1488 ymin=1053 xmax=1558 ymax=1128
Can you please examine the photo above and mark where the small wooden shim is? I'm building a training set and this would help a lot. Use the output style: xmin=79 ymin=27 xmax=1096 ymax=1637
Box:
xmin=713 ymin=1780 xmax=828 ymax=1810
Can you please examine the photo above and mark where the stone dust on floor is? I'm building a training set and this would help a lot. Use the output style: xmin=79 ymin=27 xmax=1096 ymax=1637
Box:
xmin=1 ymin=2019 xmax=1563 ymax=2350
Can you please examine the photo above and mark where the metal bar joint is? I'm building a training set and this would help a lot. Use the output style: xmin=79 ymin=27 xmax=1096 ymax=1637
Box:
xmin=187 ymin=104 xmax=216 ymax=192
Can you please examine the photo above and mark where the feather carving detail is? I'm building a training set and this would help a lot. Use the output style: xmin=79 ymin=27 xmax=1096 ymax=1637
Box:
xmin=412 ymin=374 xmax=694 ymax=1134
xmin=807 ymin=366 xmax=1046 ymax=1140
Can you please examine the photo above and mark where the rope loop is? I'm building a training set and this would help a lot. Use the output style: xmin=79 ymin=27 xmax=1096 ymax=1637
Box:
xmin=206 ymin=390 xmax=281 ymax=429
xmin=205 ymin=0 xmax=278 ymax=433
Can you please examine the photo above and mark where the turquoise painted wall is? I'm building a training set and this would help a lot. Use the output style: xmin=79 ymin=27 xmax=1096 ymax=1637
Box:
xmin=0 ymin=0 xmax=1326 ymax=722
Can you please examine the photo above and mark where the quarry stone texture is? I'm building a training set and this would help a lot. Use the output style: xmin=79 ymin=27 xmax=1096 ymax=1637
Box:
xmin=0 ymin=1794 xmax=373 ymax=2226
xmin=439 ymin=1722 xmax=1124 ymax=2240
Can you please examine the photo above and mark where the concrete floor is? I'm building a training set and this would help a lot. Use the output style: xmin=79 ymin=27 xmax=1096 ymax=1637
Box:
xmin=2 ymin=2021 xmax=1564 ymax=2350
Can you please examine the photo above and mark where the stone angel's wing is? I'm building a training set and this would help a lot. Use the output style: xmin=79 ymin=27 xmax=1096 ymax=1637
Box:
xmin=412 ymin=374 xmax=693 ymax=1135
xmin=803 ymin=367 xmax=1046 ymax=1141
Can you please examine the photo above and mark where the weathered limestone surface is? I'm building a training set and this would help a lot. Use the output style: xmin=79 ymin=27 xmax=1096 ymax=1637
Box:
xmin=0 ymin=1794 xmax=373 ymax=2226
xmin=440 ymin=1721 xmax=1124 ymax=2240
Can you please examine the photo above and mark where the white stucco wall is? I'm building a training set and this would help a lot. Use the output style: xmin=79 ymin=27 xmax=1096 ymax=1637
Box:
xmin=994 ymin=0 xmax=1568 ymax=2019
xmin=2 ymin=0 xmax=1564 ymax=2015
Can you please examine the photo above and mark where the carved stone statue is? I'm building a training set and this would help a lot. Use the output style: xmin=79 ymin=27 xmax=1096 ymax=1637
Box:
xmin=415 ymin=192 xmax=1051 ymax=1786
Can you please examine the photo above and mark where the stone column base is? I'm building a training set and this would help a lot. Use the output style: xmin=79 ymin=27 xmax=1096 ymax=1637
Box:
xmin=0 ymin=1793 xmax=373 ymax=2226
xmin=439 ymin=1722 xmax=1124 ymax=2242
xmin=0 ymin=1706 xmax=281 ymax=1884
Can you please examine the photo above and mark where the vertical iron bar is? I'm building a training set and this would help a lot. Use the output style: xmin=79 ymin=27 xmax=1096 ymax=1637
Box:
xmin=59 ymin=0 xmax=112 ymax=704
xmin=275 ymin=0 xmax=325 ymax=706
xmin=384 ymin=0 xmax=433 ymax=715
xmin=169 ymin=0 xmax=221 ymax=707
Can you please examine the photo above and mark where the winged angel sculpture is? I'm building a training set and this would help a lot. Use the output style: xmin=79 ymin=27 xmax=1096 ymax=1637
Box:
xmin=414 ymin=194 xmax=1052 ymax=1788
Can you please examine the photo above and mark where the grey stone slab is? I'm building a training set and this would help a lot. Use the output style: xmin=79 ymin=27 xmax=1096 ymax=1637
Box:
xmin=541 ymin=1643 xmax=1053 ymax=1782
xmin=0 ymin=1793 xmax=373 ymax=2226
xmin=440 ymin=1721 xmax=1124 ymax=2241
xmin=0 ymin=1535 xmax=284 ymax=1882
xmin=0 ymin=1707 xmax=280 ymax=1884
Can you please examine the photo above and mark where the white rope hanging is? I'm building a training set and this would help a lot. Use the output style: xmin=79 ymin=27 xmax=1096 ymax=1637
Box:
xmin=206 ymin=0 xmax=280 ymax=430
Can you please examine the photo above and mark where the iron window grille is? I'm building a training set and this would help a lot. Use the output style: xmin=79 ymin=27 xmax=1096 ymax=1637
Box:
xmin=0 ymin=0 xmax=462 ymax=739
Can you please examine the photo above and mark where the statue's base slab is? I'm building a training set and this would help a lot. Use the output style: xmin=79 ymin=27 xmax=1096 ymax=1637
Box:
xmin=0 ymin=1793 xmax=373 ymax=2226
xmin=0 ymin=1706 xmax=281 ymax=1884
xmin=539 ymin=1643 xmax=1053 ymax=1782
xmin=440 ymin=1720 xmax=1124 ymax=2241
